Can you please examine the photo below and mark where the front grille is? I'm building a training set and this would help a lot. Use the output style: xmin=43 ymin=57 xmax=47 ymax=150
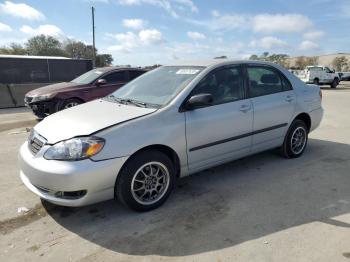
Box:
xmin=28 ymin=131 xmax=46 ymax=155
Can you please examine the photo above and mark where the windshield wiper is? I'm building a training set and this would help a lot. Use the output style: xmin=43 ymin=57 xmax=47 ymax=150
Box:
xmin=107 ymin=96 xmax=147 ymax=107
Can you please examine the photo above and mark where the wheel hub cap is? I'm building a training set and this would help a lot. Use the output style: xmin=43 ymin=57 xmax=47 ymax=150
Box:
xmin=131 ymin=162 xmax=170 ymax=205
xmin=291 ymin=126 xmax=307 ymax=154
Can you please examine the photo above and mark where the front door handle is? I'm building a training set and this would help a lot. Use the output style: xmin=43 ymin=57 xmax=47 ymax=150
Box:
xmin=285 ymin=95 xmax=294 ymax=102
xmin=239 ymin=104 xmax=251 ymax=113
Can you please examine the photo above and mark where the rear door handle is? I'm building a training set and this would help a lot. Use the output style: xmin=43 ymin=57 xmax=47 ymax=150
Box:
xmin=239 ymin=104 xmax=251 ymax=113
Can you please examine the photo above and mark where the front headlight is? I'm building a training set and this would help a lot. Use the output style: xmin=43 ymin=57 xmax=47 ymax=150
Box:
xmin=44 ymin=136 xmax=105 ymax=161
xmin=31 ymin=94 xmax=54 ymax=103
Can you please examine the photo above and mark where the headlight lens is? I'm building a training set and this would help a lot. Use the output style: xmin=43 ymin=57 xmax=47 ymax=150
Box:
xmin=44 ymin=136 xmax=105 ymax=161
xmin=31 ymin=94 xmax=54 ymax=102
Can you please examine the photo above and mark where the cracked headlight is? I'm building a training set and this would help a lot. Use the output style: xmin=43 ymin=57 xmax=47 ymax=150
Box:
xmin=44 ymin=136 xmax=105 ymax=161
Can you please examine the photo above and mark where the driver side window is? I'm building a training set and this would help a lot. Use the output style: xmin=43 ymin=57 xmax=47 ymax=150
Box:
xmin=104 ymin=71 xmax=126 ymax=84
xmin=191 ymin=66 xmax=245 ymax=106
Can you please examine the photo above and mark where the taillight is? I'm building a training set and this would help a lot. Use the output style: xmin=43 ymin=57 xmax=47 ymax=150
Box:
xmin=319 ymin=90 xmax=322 ymax=101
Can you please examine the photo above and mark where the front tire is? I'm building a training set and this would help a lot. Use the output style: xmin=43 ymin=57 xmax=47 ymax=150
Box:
xmin=56 ymin=98 xmax=83 ymax=112
xmin=115 ymin=150 xmax=175 ymax=212
xmin=281 ymin=120 xmax=308 ymax=158
xmin=331 ymin=78 xmax=339 ymax=88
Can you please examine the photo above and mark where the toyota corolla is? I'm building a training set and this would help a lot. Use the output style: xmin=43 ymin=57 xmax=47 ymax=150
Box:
xmin=19 ymin=60 xmax=323 ymax=211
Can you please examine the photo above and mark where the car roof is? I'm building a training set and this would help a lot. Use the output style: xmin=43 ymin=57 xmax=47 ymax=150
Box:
xmin=165 ymin=59 xmax=282 ymax=68
xmin=94 ymin=67 xmax=147 ymax=73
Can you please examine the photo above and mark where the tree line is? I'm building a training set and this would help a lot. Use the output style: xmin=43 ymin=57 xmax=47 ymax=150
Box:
xmin=0 ymin=34 xmax=113 ymax=67
xmin=249 ymin=52 xmax=350 ymax=72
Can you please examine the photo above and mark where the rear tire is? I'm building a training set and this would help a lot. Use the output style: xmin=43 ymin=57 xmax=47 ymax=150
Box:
xmin=115 ymin=150 xmax=175 ymax=212
xmin=313 ymin=78 xmax=319 ymax=85
xmin=280 ymin=120 xmax=308 ymax=158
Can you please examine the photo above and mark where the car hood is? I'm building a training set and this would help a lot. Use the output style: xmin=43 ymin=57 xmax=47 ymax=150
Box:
xmin=34 ymin=99 xmax=157 ymax=144
xmin=26 ymin=82 xmax=82 ymax=96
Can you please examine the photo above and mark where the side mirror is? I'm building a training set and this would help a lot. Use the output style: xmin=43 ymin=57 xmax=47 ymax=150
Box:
xmin=96 ymin=79 xmax=107 ymax=86
xmin=185 ymin=93 xmax=213 ymax=110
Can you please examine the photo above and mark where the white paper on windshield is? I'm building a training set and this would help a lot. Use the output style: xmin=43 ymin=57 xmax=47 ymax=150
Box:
xmin=95 ymin=71 xmax=103 ymax=75
xmin=176 ymin=69 xmax=200 ymax=75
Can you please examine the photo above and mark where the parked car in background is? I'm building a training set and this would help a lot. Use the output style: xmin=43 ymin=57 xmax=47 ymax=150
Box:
xmin=339 ymin=72 xmax=350 ymax=81
xmin=298 ymin=65 xmax=340 ymax=88
xmin=24 ymin=67 xmax=147 ymax=118
xmin=19 ymin=60 xmax=323 ymax=211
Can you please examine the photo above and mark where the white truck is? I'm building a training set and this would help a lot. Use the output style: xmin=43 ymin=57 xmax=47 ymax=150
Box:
xmin=298 ymin=66 xmax=340 ymax=88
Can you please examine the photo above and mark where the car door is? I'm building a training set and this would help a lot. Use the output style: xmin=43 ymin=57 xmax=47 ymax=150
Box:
xmin=90 ymin=71 xmax=128 ymax=100
xmin=184 ymin=65 xmax=253 ymax=171
xmin=245 ymin=65 xmax=296 ymax=152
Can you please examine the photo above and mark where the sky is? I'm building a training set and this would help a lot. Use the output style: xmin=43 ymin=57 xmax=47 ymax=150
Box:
xmin=0 ymin=0 xmax=350 ymax=66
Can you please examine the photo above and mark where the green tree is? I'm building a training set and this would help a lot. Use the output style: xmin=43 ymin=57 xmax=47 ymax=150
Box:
xmin=0 ymin=43 xmax=27 ymax=55
xmin=332 ymin=56 xmax=349 ymax=71
xmin=305 ymin=56 xmax=318 ymax=66
xmin=64 ymin=40 xmax=95 ymax=59
xmin=26 ymin=35 xmax=66 ymax=56
xmin=249 ymin=54 xmax=259 ymax=60
xmin=96 ymin=54 xmax=113 ymax=67
xmin=295 ymin=56 xmax=307 ymax=69
xmin=267 ymin=54 xmax=290 ymax=67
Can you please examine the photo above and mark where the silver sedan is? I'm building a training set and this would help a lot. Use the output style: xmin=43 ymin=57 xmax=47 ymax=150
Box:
xmin=19 ymin=60 xmax=323 ymax=211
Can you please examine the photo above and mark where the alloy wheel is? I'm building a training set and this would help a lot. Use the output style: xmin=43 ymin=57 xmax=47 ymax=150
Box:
xmin=131 ymin=162 xmax=170 ymax=205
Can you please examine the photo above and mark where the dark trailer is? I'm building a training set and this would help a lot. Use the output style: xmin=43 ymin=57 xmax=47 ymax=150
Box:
xmin=0 ymin=55 xmax=92 ymax=108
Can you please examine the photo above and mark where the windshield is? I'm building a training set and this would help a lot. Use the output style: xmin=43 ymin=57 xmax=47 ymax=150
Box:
xmin=110 ymin=66 xmax=204 ymax=107
xmin=71 ymin=68 xmax=105 ymax=84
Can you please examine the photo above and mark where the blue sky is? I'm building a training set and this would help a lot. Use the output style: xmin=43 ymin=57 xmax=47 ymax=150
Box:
xmin=0 ymin=0 xmax=350 ymax=66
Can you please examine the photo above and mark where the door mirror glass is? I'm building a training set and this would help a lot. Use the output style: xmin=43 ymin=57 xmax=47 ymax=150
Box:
xmin=186 ymin=93 xmax=213 ymax=110
xmin=96 ymin=78 xmax=107 ymax=85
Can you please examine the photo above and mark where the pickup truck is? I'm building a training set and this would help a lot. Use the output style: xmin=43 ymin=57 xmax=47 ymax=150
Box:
xmin=298 ymin=66 xmax=340 ymax=88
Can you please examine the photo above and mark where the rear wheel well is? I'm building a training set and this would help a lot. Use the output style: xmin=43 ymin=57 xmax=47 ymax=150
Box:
xmin=294 ymin=113 xmax=311 ymax=131
xmin=129 ymin=145 xmax=181 ymax=178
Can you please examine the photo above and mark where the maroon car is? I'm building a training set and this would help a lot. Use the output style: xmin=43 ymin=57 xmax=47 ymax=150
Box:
xmin=24 ymin=67 xmax=147 ymax=118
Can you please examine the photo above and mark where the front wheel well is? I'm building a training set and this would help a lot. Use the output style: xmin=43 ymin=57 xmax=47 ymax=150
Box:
xmin=127 ymin=145 xmax=181 ymax=178
xmin=294 ymin=113 xmax=311 ymax=131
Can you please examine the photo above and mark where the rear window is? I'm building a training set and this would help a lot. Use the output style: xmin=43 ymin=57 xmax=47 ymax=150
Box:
xmin=247 ymin=66 xmax=284 ymax=97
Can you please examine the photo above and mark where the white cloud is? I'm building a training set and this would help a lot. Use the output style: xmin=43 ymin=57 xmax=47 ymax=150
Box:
xmin=20 ymin=24 xmax=63 ymax=37
xmin=122 ymin=18 xmax=147 ymax=30
xmin=107 ymin=28 xmax=163 ymax=52
xmin=253 ymin=14 xmax=312 ymax=33
xmin=173 ymin=0 xmax=198 ymax=13
xmin=250 ymin=36 xmax=287 ymax=50
xmin=299 ymin=40 xmax=319 ymax=51
xmin=188 ymin=14 xmax=247 ymax=31
xmin=260 ymin=36 xmax=287 ymax=49
xmin=166 ymin=41 xmax=247 ymax=61
xmin=187 ymin=31 xmax=206 ymax=40
xmin=107 ymin=44 xmax=132 ymax=53
xmin=113 ymin=31 xmax=139 ymax=48
xmin=211 ymin=9 xmax=220 ymax=17
xmin=117 ymin=0 xmax=198 ymax=18
xmin=188 ymin=13 xmax=313 ymax=34
xmin=0 ymin=22 xmax=12 ymax=32
xmin=0 ymin=1 xmax=44 ymax=20
xmin=139 ymin=29 xmax=163 ymax=44
xmin=303 ymin=30 xmax=325 ymax=40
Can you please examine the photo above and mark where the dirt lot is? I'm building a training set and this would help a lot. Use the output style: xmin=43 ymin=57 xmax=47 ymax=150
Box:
xmin=1 ymin=83 xmax=350 ymax=262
